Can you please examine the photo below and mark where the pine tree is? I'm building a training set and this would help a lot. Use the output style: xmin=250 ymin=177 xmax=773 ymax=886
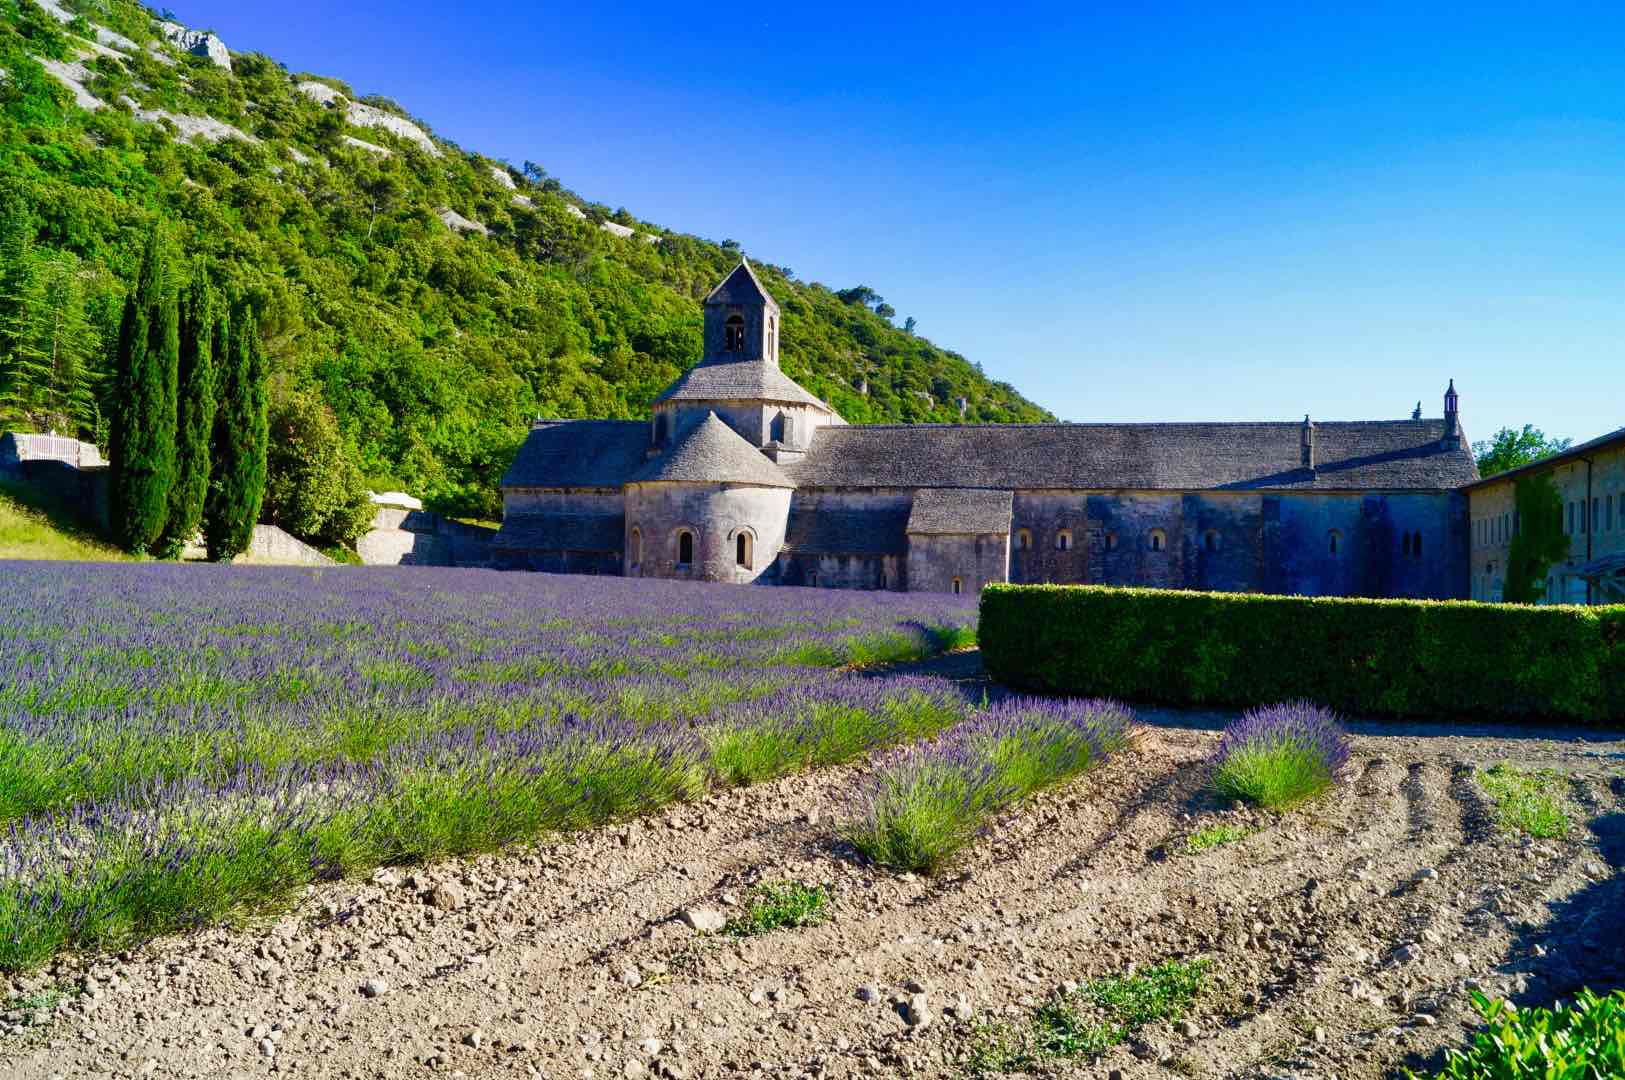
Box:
xmin=0 ymin=184 xmax=41 ymax=429
xmin=109 ymin=228 xmax=180 ymax=554
xmin=32 ymin=251 xmax=98 ymax=435
xmin=156 ymin=274 xmax=216 ymax=559
xmin=203 ymin=305 xmax=269 ymax=561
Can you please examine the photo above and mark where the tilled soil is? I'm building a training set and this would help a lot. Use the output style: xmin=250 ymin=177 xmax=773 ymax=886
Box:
xmin=3 ymin=655 xmax=1622 ymax=1080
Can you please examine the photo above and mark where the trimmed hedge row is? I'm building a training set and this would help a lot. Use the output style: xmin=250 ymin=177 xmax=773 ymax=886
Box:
xmin=980 ymin=585 xmax=1625 ymax=725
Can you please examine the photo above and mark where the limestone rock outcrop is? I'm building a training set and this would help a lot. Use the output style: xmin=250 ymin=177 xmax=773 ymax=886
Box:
xmin=160 ymin=22 xmax=231 ymax=70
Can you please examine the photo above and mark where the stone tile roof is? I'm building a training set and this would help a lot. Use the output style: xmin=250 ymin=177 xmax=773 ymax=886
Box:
xmin=705 ymin=259 xmax=778 ymax=311
xmin=492 ymin=514 xmax=623 ymax=553
xmin=784 ymin=420 xmax=1479 ymax=492
xmin=501 ymin=420 xmax=648 ymax=489
xmin=630 ymin=412 xmax=795 ymax=488
xmin=653 ymin=358 xmax=834 ymax=410
xmin=907 ymin=488 xmax=1014 ymax=534
xmin=783 ymin=505 xmax=909 ymax=556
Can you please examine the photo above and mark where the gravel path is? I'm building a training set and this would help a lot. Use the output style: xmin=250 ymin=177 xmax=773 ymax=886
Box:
xmin=3 ymin=651 xmax=1621 ymax=1080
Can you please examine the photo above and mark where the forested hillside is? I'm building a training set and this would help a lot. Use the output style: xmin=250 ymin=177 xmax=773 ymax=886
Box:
xmin=0 ymin=0 xmax=1050 ymax=520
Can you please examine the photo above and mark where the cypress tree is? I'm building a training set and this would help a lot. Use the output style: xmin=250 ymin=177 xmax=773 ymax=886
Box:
xmin=156 ymin=274 xmax=216 ymax=559
xmin=108 ymin=227 xmax=179 ymax=554
xmin=203 ymin=305 xmax=269 ymax=561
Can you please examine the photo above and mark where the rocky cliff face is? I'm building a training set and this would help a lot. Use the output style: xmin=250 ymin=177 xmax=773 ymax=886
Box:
xmin=158 ymin=21 xmax=230 ymax=70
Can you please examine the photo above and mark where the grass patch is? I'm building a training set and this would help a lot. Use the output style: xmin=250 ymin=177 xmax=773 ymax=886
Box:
xmin=1184 ymin=824 xmax=1253 ymax=854
xmin=1406 ymin=989 xmax=1625 ymax=1079
xmin=966 ymin=958 xmax=1211 ymax=1075
xmin=724 ymin=882 xmax=830 ymax=937
xmin=0 ymin=482 xmax=130 ymax=562
xmin=1477 ymin=763 xmax=1571 ymax=839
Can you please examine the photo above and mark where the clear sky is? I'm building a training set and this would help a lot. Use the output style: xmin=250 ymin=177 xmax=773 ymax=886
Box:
xmin=174 ymin=1 xmax=1624 ymax=444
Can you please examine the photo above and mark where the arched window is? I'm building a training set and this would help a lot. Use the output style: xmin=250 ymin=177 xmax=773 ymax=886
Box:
xmin=1056 ymin=529 xmax=1072 ymax=551
xmin=1149 ymin=529 xmax=1166 ymax=552
xmin=630 ymin=527 xmax=642 ymax=568
xmin=736 ymin=531 xmax=753 ymax=568
xmin=724 ymin=314 xmax=745 ymax=352
xmin=1203 ymin=530 xmax=1220 ymax=553
xmin=1016 ymin=529 xmax=1032 ymax=551
xmin=951 ymin=577 xmax=963 ymax=595
xmin=1328 ymin=529 xmax=1342 ymax=555
xmin=677 ymin=530 xmax=694 ymax=566
xmin=1106 ymin=532 xmax=1119 ymax=551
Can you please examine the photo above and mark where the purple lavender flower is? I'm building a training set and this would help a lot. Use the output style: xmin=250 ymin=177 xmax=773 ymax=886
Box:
xmin=1210 ymin=701 xmax=1350 ymax=809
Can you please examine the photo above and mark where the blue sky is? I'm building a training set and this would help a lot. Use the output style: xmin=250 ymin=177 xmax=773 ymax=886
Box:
xmin=176 ymin=1 xmax=1624 ymax=444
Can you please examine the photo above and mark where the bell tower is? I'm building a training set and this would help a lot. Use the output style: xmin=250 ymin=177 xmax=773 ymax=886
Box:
xmin=704 ymin=259 xmax=780 ymax=368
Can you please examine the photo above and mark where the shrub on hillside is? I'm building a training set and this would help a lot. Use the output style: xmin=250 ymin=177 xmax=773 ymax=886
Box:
xmin=979 ymin=585 xmax=1624 ymax=724
xmin=262 ymin=389 xmax=374 ymax=548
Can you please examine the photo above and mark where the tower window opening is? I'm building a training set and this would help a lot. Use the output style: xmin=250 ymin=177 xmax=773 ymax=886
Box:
xmin=677 ymin=530 xmax=693 ymax=566
xmin=768 ymin=315 xmax=776 ymax=358
xmin=724 ymin=314 xmax=745 ymax=352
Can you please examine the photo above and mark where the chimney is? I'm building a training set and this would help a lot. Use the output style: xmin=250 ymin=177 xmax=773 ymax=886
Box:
xmin=1300 ymin=414 xmax=1316 ymax=472
xmin=1442 ymin=379 xmax=1461 ymax=448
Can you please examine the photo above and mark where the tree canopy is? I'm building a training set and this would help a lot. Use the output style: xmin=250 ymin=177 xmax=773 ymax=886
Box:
xmin=1473 ymin=424 xmax=1572 ymax=478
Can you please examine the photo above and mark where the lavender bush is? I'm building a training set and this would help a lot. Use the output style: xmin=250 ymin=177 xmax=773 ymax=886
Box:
xmin=1209 ymin=702 xmax=1350 ymax=809
xmin=845 ymin=697 xmax=1133 ymax=874
xmin=0 ymin=563 xmax=978 ymax=970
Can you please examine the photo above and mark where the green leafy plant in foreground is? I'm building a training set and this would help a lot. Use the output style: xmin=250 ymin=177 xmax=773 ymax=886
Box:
xmin=724 ymin=882 xmax=831 ymax=937
xmin=966 ymin=959 xmax=1211 ymax=1075
xmin=1477 ymin=763 xmax=1571 ymax=839
xmin=1407 ymin=989 xmax=1625 ymax=1080
xmin=1185 ymin=824 xmax=1253 ymax=854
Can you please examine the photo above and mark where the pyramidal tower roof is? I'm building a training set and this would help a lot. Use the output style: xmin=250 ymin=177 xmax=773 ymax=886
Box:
xmin=631 ymin=412 xmax=796 ymax=488
xmin=705 ymin=258 xmax=778 ymax=310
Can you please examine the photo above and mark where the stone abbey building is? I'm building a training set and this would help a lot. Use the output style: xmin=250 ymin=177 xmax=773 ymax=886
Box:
xmin=496 ymin=261 xmax=1481 ymax=597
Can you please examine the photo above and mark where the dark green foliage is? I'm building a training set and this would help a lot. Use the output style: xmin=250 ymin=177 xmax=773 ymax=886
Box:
xmin=262 ymin=387 xmax=373 ymax=547
xmin=0 ymin=1 xmax=1050 ymax=520
xmin=202 ymin=305 xmax=267 ymax=561
xmin=1407 ymin=989 xmax=1625 ymax=1080
xmin=1504 ymin=472 xmax=1569 ymax=603
xmin=155 ymin=273 xmax=214 ymax=558
xmin=979 ymin=585 xmax=1625 ymax=724
xmin=108 ymin=227 xmax=177 ymax=554
xmin=1473 ymin=424 xmax=1573 ymax=478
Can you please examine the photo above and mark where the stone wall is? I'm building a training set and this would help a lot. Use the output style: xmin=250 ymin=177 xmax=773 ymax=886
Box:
xmin=906 ymin=532 xmax=1010 ymax=595
xmin=624 ymin=482 xmax=792 ymax=583
xmin=1008 ymin=489 xmax=1465 ymax=599
xmin=358 ymin=506 xmax=495 ymax=567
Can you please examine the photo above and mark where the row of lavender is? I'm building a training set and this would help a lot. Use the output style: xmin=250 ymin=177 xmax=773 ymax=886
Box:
xmin=0 ymin=563 xmax=979 ymax=968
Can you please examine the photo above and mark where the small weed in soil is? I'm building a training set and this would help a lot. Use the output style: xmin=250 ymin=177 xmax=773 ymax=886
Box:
xmin=725 ymin=882 xmax=830 ymax=937
xmin=1477 ymin=763 xmax=1571 ymax=838
xmin=964 ymin=958 xmax=1210 ymax=1075
xmin=1185 ymin=824 xmax=1253 ymax=854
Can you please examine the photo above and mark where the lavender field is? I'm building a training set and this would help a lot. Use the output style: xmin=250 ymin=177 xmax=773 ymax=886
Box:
xmin=0 ymin=563 xmax=982 ymax=970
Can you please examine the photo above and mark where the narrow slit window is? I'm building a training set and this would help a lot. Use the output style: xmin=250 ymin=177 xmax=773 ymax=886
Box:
xmin=1328 ymin=530 xmax=1341 ymax=555
xmin=678 ymin=531 xmax=693 ymax=566
xmin=735 ymin=531 xmax=752 ymax=568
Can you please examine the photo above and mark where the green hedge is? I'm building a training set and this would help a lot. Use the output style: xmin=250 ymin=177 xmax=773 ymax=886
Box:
xmin=980 ymin=585 xmax=1625 ymax=724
